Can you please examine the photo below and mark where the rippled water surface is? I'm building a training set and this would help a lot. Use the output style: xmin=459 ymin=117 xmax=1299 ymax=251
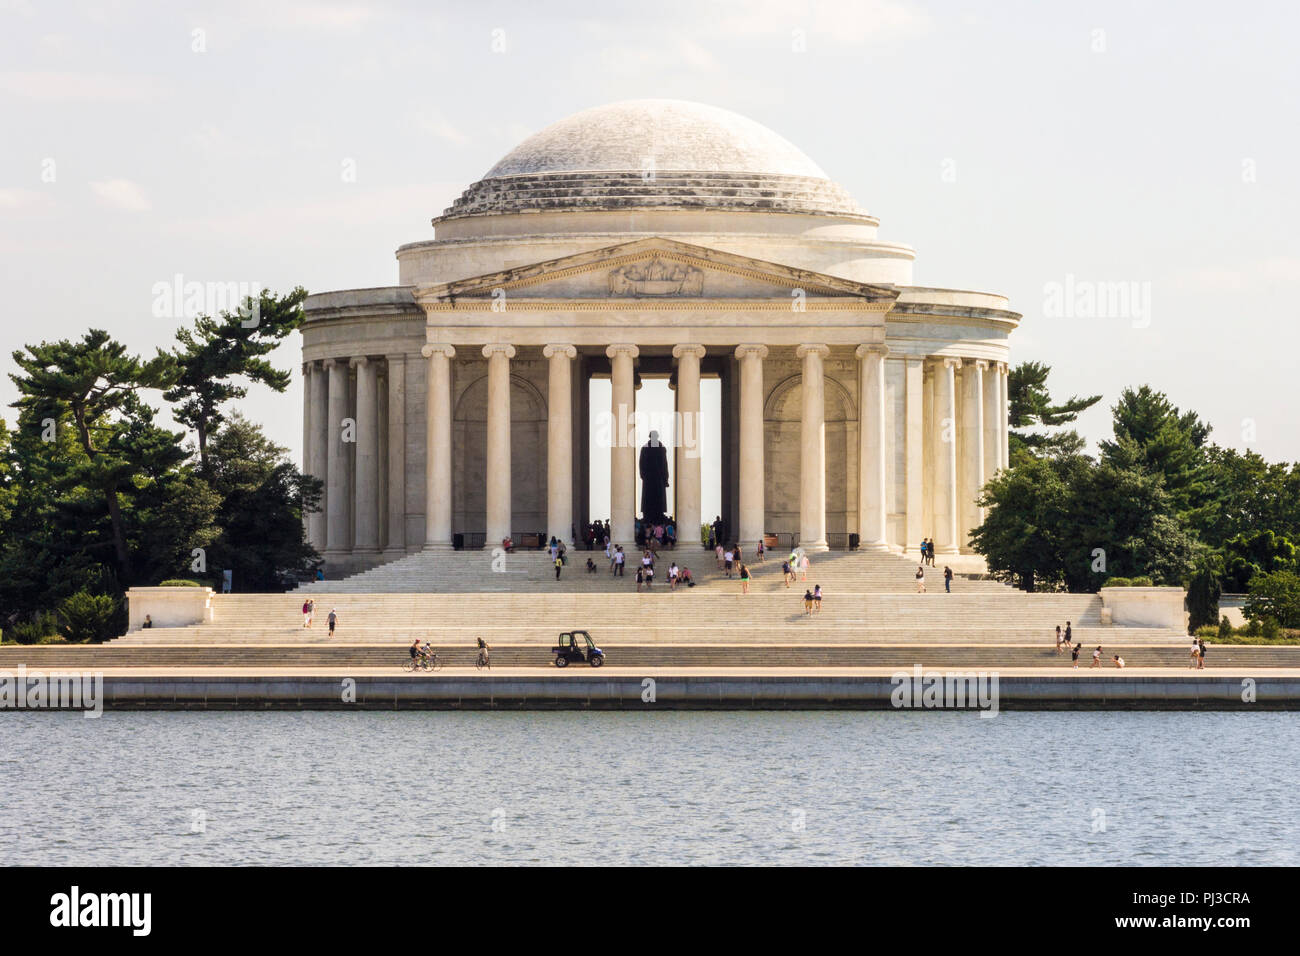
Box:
xmin=1 ymin=711 xmax=1296 ymax=865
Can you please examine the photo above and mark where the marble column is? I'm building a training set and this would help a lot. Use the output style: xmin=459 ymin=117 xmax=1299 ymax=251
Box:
xmin=797 ymin=344 xmax=830 ymax=552
xmin=934 ymin=357 xmax=961 ymax=554
xmin=307 ymin=361 xmax=329 ymax=551
xmin=483 ymin=344 xmax=515 ymax=548
xmin=999 ymin=362 xmax=1010 ymax=470
xmin=961 ymin=360 xmax=986 ymax=547
xmin=606 ymin=344 xmax=639 ymax=545
xmin=324 ymin=358 xmax=351 ymax=556
xmin=385 ymin=354 xmax=406 ymax=557
xmin=903 ymin=356 xmax=924 ymax=554
xmin=673 ymin=344 xmax=706 ymax=549
xmin=421 ymin=344 xmax=455 ymax=550
xmin=544 ymin=344 xmax=577 ymax=547
xmin=351 ymin=356 xmax=380 ymax=554
xmin=982 ymin=358 xmax=1000 ymax=482
xmin=857 ymin=345 xmax=890 ymax=551
xmin=734 ymin=344 xmax=767 ymax=549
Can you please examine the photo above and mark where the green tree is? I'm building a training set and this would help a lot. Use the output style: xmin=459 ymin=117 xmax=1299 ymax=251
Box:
xmin=1186 ymin=554 xmax=1223 ymax=632
xmin=1221 ymin=529 xmax=1297 ymax=592
xmin=1099 ymin=386 xmax=1210 ymax=517
xmin=203 ymin=414 xmax=320 ymax=591
xmin=8 ymin=330 xmax=178 ymax=577
xmin=971 ymin=454 xmax=1084 ymax=591
xmin=165 ymin=287 xmax=306 ymax=473
xmin=1243 ymin=570 xmax=1300 ymax=628
xmin=1007 ymin=361 xmax=1101 ymax=461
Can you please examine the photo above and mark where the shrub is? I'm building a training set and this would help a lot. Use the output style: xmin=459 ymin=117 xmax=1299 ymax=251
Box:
xmin=1218 ymin=616 xmax=1234 ymax=639
xmin=1129 ymin=576 xmax=1154 ymax=587
xmin=1105 ymin=577 xmax=1132 ymax=587
xmin=1186 ymin=562 xmax=1221 ymax=632
xmin=9 ymin=611 xmax=58 ymax=645
xmin=57 ymin=591 xmax=121 ymax=644
xmin=158 ymin=579 xmax=202 ymax=587
xmin=1262 ymin=617 xmax=1281 ymax=640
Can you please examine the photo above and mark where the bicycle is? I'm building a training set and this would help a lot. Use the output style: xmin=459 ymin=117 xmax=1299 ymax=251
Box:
xmin=475 ymin=649 xmax=491 ymax=670
xmin=404 ymin=651 xmax=443 ymax=672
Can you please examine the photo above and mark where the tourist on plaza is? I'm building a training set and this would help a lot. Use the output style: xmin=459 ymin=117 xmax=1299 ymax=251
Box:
xmin=410 ymin=638 xmax=421 ymax=663
xmin=302 ymin=598 xmax=315 ymax=628
xmin=739 ymin=563 xmax=751 ymax=594
xmin=715 ymin=543 xmax=725 ymax=569
xmin=644 ymin=563 xmax=654 ymax=587
xmin=635 ymin=567 xmax=645 ymax=591
xmin=668 ymin=562 xmax=680 ymax=589
xmin=799 ymin=553 xmax=810 ymax=581
xmin=1054 ymin=625 xmax=1064 ymax=653
xmin=782 ymin=559 xmax=793 ymax=587
xmin=586 ymin=557 xmax=598 ymax=573
xmin=614 ymin=546 xmax=625 ymax=576
xmin=915 ymin=565 xmax=925 ymax=593
xmin=1112 ymin=654 xmax=1126 ymax=668
xmin=1190 ymin=639 xmax=1201 ymax=668
xmin=328 ymin=608 xmax=338 ymax=636
xmin=756 ymin=539 xmax=765 ymax=562
xmin=918 ymin=538 xmax=927 ymax=562
xmin=812 ymin=584 xmax=822 ymax=612
xmin=1071 ymin=643 xmax=1082 ymax=667
xmin=803 ymin=589 xmax=814 ymax=614
xmin=943 ymin=566 xmax=953 ymax=593
xmin=1064 ymin=621 xmax=1073 ymax=645
xmin=679 ymin=567 xmax=695 ymax=587
xmin=724 ymin=547 xmax=735 ymax=578
xmin=143 ymin=614 xmax=152 ymax=629
xmin=554 ymin=554 xmax=563 ymax=579
xmin=1091 ymin=645 xmax=1103 ymax=668
xmin=1197 ymin=638 xmax=1207 ymax=670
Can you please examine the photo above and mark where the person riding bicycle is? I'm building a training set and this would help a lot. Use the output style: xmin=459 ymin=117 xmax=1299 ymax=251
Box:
xmin=410 ymin=639 xmax=422 ymax=661
xmin=476 ymin=636 xmax=491 ymax=667
xmin=418 ymin=642 xmax=436 ymax=665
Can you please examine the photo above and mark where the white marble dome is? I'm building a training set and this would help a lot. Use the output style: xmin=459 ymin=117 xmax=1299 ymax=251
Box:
xmin=436 ymin=99 xmax=866 ymax=222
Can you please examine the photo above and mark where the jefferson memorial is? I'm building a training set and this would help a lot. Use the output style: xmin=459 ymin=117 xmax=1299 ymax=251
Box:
xmin=300 ymin=100 xmax=1018 ymax=574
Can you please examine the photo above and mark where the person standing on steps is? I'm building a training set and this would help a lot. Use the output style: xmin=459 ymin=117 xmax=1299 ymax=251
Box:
xmin=554 ymin=553 xmax=563 ymax=580
xmin=1055 ymin=625 xmax=1063 ymax=654
xmin=800 ymin=553 xmax=811 ymax=582
xmin=1064 ymin=621 xmax=1072 ymax=646
xmin=1091 ymin=645 xmax=1102 ymax=668
xmin=782 ymin=558 xmax=793 ymax=588
xmin=327 ymin=607 xmax=338 ymax=637
xmin=812 ymin=584 xmax=822 ymax=613
xmin=915 ymin=565 xmax=926 ymax=593
xmin=943 ymin=566 xmax=952 ymax=593
xmin=739 ymin=563 xmax=751 ymax=594
xmin=1197 ymin=638 xmax=1207 ymax=670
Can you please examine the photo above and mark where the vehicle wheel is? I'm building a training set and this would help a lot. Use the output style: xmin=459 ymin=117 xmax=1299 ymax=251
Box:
xmin=590 ymin=655 xmax=604 ymax=668
xmin=403 ymin=660 xmax=414 ymax=671
xmin=432 ymin=659 xmax=444 ymax=671
xmin=555 ymin=656 xmax=569 ymax=668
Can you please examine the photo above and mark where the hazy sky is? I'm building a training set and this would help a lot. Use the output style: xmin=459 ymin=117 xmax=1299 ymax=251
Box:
xmin=3 ymin=0 xmax=1297 ymax=513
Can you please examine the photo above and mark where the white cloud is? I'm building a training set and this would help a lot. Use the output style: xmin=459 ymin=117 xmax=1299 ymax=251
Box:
xmin=0 ymin=188 xmax=46 ymax=209
xmin=0 ymin=71 xmax=164 ymax=101
xmin=89 ymin=179 xmax=151 ymax=211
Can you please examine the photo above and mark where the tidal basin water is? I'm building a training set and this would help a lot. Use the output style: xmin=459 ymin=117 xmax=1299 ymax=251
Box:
xmin=2 ymin=711 xmax=1296 ymax=865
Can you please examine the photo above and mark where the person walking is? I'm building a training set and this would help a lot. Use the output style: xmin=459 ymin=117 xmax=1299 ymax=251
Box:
xmin=724 ymin=547 xmax=735 ymax=578
xmin=1189 ymin=638 xmax=1200 ymax=669
xmin=799 ymin=553 xmax=810 ymax=582
xmin=302 ymin=598 xmax=314 ymax=628
xmin=803 ymin=588 xmax=814 ymax=614
xmin=1064 ymin=621 xmax=1073 ymax=646
xmin=635 ymin=566 xmax=645 ymax=592
xmin=1071 ymin=642 xmax=1081 ymax=667
xmin=327 ymin=608 xmax=338 ymax=637
xmin=812 ymin=584 xmax=822 ymax=613
xmin=1090 ymin=645 xmax=1102 ymax=668
xmin=756 ymin=539 xmax=765 ymax=563
xmin=1197 ymin=638 xmax=1207 ymax=670
xmin=615 ymin=547 xmax=625 ymax=577
xmin=915 ymin=565 xmax=926 ymax=593
xmin=1054 ymin=625 xmax=1063 ymax=654
xmin=739 ymin=563 xmax=751 ymax=594
xmin=554 ymin=553 xmax=563 ymax=580
xmin=782 ymin=559 xmax=793 ymax=587
xmin=943 ymin=566 xmax=953 ymax=593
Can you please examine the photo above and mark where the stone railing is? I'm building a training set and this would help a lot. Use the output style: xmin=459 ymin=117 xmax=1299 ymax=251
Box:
xmin=1098 ymin=586 xmax=1187 ymax=631
xmin=125 ymin=587 xmax=216 ymax=632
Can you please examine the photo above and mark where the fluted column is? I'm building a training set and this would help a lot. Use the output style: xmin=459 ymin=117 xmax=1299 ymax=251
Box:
xmin=324 ymin=358 xmax=350 ymax=556
xmin=483 ymin=344 xmax=515 ymax=548
xmin=934 ymin=357 xmax=961 ymax=554
xmin=421 ymin=344 xmax=455 ymax=550
xmin=306 ymin=361 xmax=329 ymax=551
xmin=351 ymin=357 xmax=380 ymax=554
xmin=673 ymin=345 xmax=706 ymax=548
xmin=797 ymin=344 xmax=830 ymax=552
xmin=734 ymin=344 xmax=767 ymax=549
xmin=962 ymin=360 xmax=986 ymax=548
xmin=999 ymin=362 xmax=1010 ymax=470
xmin=982 ymin=358 xmax=1000 ymax=483
xmin=903 ymin=356 xmax=924 ymax=553
xmin=607 ymin=344 xmax=639 ymax=545
xmin=385 ymin=354 xmax=407 ymax=557
xmin=857 ymin=345 xmax=890 ymax=551
xmin=544 ymin=344 xmax=577 ymax=547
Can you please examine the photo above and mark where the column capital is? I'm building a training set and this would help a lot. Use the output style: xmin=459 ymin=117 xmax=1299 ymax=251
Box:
xmin=796 ymin=343 xmax=830 ymax=360
xmin=941 ymin=356 xmax=963 ymax=370
xmin=998 ymin=360 xmax=1010 ymax=375
xmin=322 ymin=357 xmax=339 ymax=369
xmin=543 ymin=343 xmax=577 ymax=360
xmin=734 ymin=343 xmax=769 ymax=360
xmin=349 ymin=355 xmax=370 ymax=369
xmin=605 ymin=343 xmax=639 ymax=359
xmin=855 ymin=344 xmax=890 ymax=359
xmin=421 ymin=344 xmax=456 ymax=360
xmin=673 ymin=343 xmax=707 ymax=360
xmin=301 ymin=361 xmax=313 ymax=376
xmin=481 ymin=343 xmax=516 ymax=360
xmin=973 ymin=359 xmax=990 ymax=371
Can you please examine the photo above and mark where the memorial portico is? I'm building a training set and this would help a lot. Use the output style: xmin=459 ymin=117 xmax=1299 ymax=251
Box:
xmin=299 ymin=100 xmax=1019 ymax=575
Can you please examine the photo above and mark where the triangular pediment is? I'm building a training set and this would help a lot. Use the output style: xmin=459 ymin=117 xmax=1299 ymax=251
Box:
xmin=413 ymin=237 xmax=898 ymax=305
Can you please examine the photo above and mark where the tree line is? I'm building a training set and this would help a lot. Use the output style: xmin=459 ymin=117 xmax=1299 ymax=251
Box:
xmin=0 ymin=288 xmax=321 ymax=643
xmin=973 ymin=362 xmax=1300 ymax=631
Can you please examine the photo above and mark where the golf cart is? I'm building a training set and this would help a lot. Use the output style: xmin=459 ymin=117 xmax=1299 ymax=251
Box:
xmin=552 ymin=630 xmax=604 ymax=668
